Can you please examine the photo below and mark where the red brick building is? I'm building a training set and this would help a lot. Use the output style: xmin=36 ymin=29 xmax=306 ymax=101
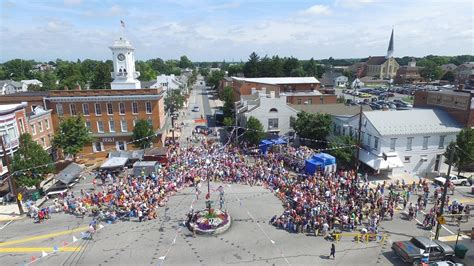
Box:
xmin=414 ymin=90 xmax=474 ymax=128
xmin=231 ymin=77 xmax=337 ymax=105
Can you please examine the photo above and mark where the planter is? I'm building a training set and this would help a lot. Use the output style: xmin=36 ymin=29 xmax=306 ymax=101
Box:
xmin=189 ymin=209 xmax=231 ymax=235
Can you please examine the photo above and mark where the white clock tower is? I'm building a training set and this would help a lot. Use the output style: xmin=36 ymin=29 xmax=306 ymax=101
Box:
xmin=110 ymin=37 xmax=141 ymax=89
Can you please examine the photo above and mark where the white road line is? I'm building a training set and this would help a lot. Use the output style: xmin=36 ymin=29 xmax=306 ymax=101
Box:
xmin=0 ymin=219 xmax=14 ymax=230
xmin=418 ymin=210 xmax=455 ymax=235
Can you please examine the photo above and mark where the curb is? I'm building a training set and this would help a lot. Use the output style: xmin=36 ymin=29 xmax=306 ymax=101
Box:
xmin=0 ymin=215 xmax=26 ymax=222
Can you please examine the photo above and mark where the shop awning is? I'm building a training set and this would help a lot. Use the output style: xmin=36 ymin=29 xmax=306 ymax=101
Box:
xmin=100 ymin=157 xmax=128 ymax=170
xmin=54 ymin=163 xmax=84 ymax=185
xmin=359 ymin=150 xmax=404 ymax=170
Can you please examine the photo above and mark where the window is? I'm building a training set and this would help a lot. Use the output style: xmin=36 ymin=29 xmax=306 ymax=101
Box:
xmin=268 ymin=118 xmax=278 ymax=130
xmin=406 ymin=137 xmax=413 ymax=151
xmin=97 ymin=121 xmax=104 ymax=133
xmin=367 ymin=134 xmax=372 ymax=147
xmin=38 ymin=121 xmax=43 ymax=132
xmin=30 ymin=124 xmax=36 ymax=135
xmin=320 ymin=97 xmax=324 ymax=104
xmin=56 ymin=104 xmax=64 ymax=117
xmin=374 ymin=137 xmax=379 ymax=150
xmin=85 ymin=121 xmax=92 ymax=132
xmin=145 ymin=102 xmax=152 ymax=114
xmin=69 ymin=104 xmax=77 ymax=116
xmin=93 ymin=142 xmax=104 ymax=152
xmin=107 ymin=103 xmax=113 ymax=115
xmin=116 ymin=141 xmax=126 ymax=151
xmin=109 ymin=120 xmax=115 ymax=132
xmin=423 ymin=136 xmax=430 ymax=150
xmin=349 ymin=127 xmax=353 ymax=137
xmin=307 ymin=99 xmax=312 ymax=104
xmin=82 ymin=104 xmax=89 ymax=116
xmin=119 ymin=102 xmax=125 ymax=115
xmin=390 ymin=138 xmax=397 ymax=152
xmin=297 ymin=99 xmax=302 ymax=105
xmin=404 ymin=156 xmax=411 ymax=163
xmin=342 ymin=127 xmax=346 ymax=136
xmin=147 ymin=118 xmax=153 ymax=126
xmin=18 ymin=118 xmax=25 ymax=134
xmin=132 ymin=102 xmax=138 ymax=114
xmin=269 ymin=108 xmax=278 ymax=113
xmin=95 ymin=103 xmax=102 ymax=116
xmin=120 ymin=120 xmax=128 ymax=132
xmin=41 ymin=137 xmax=46 ymax=148
xmin=45 ymin=119 xmax=50 ymax=130
xmin=438 ymin=135 xmax=445 ymax=149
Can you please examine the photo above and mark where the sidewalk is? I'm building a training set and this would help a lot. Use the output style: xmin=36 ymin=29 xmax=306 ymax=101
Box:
xmin=0 ymin=203 xmax=25 ymax=222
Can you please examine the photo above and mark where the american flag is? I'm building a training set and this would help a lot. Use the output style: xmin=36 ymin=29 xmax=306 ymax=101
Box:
xmin=120 ymin=20 xmax=125 ymax=28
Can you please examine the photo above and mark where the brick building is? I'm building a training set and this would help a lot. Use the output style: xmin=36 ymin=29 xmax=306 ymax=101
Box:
xmin=26 ymin=106 xmax=54 ymax=152
xmin=0 ymin=89 xmax=167 ymax=158
xmin=231 ymin=77 xmax=337 ymax=105
xmin=414 ymin=90 xmax=474 ymax=128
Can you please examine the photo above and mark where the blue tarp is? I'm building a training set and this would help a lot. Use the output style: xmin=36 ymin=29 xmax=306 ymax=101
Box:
xmin=305 ymin=159 xmax=323 ymax=175
xmin=271 ymin=138 xmax=287 ymax=145
xmin=259 ymin=140 xmax=274 ymax=154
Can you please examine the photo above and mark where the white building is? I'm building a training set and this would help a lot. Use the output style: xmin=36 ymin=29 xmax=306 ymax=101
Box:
xmin=154 ymin=74 xmax=184 ymax=91
xmin=21 ymin=79 xmax=43 ymax=88
xmin=109 ymin=37 xmax=141 ymax=90
xmin=0 ymin=103 xmax=26 ymax=177
xmin=236 ymin=89 xmax=297 ymax=136
xmin=0 ymin=80 xmax=26 ymax=95
xmin=342 ymin=109 xmax=461 ymax=176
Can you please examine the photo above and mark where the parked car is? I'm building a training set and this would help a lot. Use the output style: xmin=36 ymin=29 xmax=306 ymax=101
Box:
xmin=192 ymin=106 xmax=200 ymax=112
xmin=434 ymin=175 xmax=470 ymax=186
xmin=392 ymin=237 xmax=454 ymax=264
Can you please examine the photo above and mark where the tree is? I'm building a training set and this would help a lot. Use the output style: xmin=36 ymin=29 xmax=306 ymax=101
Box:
xmin=207 ymin=70 xmax=225 ymax=89
xmin=132 ymin=120 xmax=155 ymax=149
xmin=10 ymin=134 xmax=54 ymax=189
xmin=90 ymin=62 xmax=112 ymax=89
xmin=327 ymin=136 xmax=357 ymax=169
xmin=418 ymin=60 xmax=442 ymax=80
xmin=445 ymin=128 xmax=474 ymax=174
xmin=283 ymin=57 xmax=300 ymax=76
xmin=178 ymin=55 xmax=194 ymax=69
xmin=290 ymin=111 xmax=332 ymax=147
xmin=136 ymin=61 xmax=157 ymax=81
xmin=222 ymin=86 xmax=234 ymax=118
xmin=164 ymin=90 xmax=185 ymax=111
xmin=441 ymin=71 xmax=455 ymax=82
xmin=1 ymin=59 xmax=34 ymax=80
xmin=52 ymin=116 xmax=94 ymax=160
xmin=227 ymin=64 xmax=244 ymax=77
xmin=243 ymin=52 xmax=260 ymax=78
xmin=242 ymin=116 xmax=265 ymax=145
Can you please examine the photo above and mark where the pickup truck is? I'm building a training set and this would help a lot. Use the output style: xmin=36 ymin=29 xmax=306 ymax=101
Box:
xmin=392 ymin=236 xmax=454 ymax=264
xmin=434 ymin=175 xmax=470 ymax=186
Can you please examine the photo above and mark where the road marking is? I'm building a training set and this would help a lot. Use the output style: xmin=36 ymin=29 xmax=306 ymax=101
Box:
xmin=0 ymin=246 xmax=81 ymax=253
xmin=437 ymin=234 xmax=469 ymax=242
xmin=419 ymin=211 xmax=455 ymax=235
xmin=458 ymin=198 xmax=474 ymax=204
xmin=0 ymin=219 xmax=14 ymax=230
xmin=0 ymin=226 xmax=88 ymax=247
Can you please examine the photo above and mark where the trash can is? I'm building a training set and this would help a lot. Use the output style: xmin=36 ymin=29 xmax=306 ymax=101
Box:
xmin=31 ymin=192 xmax=40 ymax=201
xmin=455 ymin=244 xmax=468 ymax=259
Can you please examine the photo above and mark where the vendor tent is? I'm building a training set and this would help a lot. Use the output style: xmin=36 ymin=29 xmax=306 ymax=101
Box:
xmin=311 ymin=153 xmax=336 ymax=166
xmin=271 ymin=138 xmax=287 ymax=145
xmin=54 ymin=163 xmax=84 ymax=185
xmin=133 ymin=161 xmax=160 ymax=177
xmin=100 ymin=157 xmax=128 ymax=170
xmin=258 ymin=139 xmax=274 ymax=154
xmin=305 ymin=158 xmax=323 ymax=175
xmin=108 ymin=150 xmax=144 ymax=161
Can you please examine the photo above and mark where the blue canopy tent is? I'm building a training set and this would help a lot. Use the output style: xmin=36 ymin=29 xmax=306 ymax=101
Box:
xmin=271 ymin=138 xmax=287 ymax=145
xmin=311 ymin=153 xmax=336 ymax=166
xmin=305 ymin=158 xmax=323 ymax=175
xmin=258 ymin=140 xmax=274 ymax=154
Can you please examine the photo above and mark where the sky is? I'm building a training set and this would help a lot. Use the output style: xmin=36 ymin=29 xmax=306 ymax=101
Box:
xmin=0 ymin=0 xmax=473 ymax=62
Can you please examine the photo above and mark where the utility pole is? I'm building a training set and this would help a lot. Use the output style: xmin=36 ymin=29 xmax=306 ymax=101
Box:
xmin=356 ymin=104 xmax=363 ymax=172
xmin=434 ymin=146 xmax=455 ymax=240
xmin=1 ymin=136 xmax=24 ymax=215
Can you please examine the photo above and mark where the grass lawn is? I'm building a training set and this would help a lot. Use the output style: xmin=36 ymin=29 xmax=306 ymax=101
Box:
xmin=402 ymin=96 xmax=414 ymax=103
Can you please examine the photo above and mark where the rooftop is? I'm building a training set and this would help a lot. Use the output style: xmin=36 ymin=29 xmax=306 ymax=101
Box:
xmin=0 ymin=102 xmax=26 ymax=115
xmin=364 ymin=109 xmax=462 ymax=136
xmin=366 ymin=56 xmax=387 ymax=65
xmin=289 ymin=103 xmax=371 ymax=117
xmin=232 ymin=77 xmax=320 ymax=84
xmin=281 ymin=90 xmax=322 ymax=96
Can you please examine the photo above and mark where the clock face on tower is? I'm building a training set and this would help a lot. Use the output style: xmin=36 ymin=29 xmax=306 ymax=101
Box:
xmin=117 ymin=53 xmax=125 ymax=61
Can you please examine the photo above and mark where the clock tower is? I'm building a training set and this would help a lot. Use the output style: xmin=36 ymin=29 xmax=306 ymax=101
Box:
xmin=110 ymin=37 xmax=141 ymax=89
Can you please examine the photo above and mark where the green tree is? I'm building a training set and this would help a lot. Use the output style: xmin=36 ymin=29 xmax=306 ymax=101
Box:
xmin=418 ymin=60 xmax=442 ymax=80
xmin=290 ymin=111 xmax=332 ymax=147
xmin=283 ymin=57 xmax=300 ymax=76
xmin=327 ymin=136 xmax=357 ymax=169
xmin=227 ymin=64 xmax=244 ymax=77
xmin=10 ymin=134 xmax=54 ymax=188
xmin=132 ymin=119 xmax=155 ymax=149
xmin=223 ymin=117 xmax=234 ymax=127
xmin=1 ymin=59 xmax=34 ymax=80
xmin=242 ymin=116 xmax=265 ymax=145
xmin=52 ymin=116 xmax=94 ymax=160
xmin=243 ymin=52 xmax=260 ymax=78
xmin=445 ymin=128 xmax=474 ymax=174
xmin=222 ymin=86 xmax=235 ymax=118
xmin=136 ymin=61 xmax=157 ymax=81
xmin=303 ymin=58 xmax=318 ymax=77
xmin=178 ymin=55 xmax=194 ymax=69
xmin=207 ymin=70 xmax=225 ymax=89
xmin=164 ymin=90 xmax=185 ymax=111
xmin=199 ymin=67 xmax=210 ymax=77
xmin=90 ymin=62 xmax=112 ymax=89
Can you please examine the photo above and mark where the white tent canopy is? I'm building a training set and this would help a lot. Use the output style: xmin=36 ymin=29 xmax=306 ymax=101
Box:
xmin=100 ymin=157 xmax=128 ymax=170
xmin=359 ymin=150 xmax=403 ymax=170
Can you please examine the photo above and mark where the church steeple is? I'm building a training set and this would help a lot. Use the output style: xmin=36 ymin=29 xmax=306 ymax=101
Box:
xmin=386 ymin=28 xmax=394 ymax=59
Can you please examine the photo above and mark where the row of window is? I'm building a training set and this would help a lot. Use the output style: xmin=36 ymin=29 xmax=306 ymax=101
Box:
xmin=295 ymin=98 xmax=326 ymax=105
xmin=57 ymin=102 xmax=153 ymax=117
xmin=361 ymin=133 xmax=445 ymax=151
xmin=30 ymin=119 xmax=51 ymax=136
xmin=85 ymin=119 xmax=153 ymax=133
xmin=93 ymin=141 xmax=127 ymax=153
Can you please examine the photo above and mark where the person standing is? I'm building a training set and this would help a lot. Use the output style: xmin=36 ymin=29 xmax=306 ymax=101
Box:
xmin=330 ymin=243 xmax=335 ymax=259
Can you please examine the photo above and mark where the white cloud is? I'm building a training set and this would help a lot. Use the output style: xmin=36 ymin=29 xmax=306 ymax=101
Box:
xmin=303 ymin=5 xmax=332 ymax=16
xmin=335 ymin=0 xmax=375 ymax=9
xmin=64 ymin=0 xmax=82 ymax=6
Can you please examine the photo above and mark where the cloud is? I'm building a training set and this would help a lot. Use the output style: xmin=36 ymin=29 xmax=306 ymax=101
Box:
xmin=334 ymin=0 xmax=375 ymax=9
xmin=64 ymin=0 xmax=82 ymax=6
xmin=2 ymin=0 xmax=15 ymax=9
xmin=303 ymin=5 xmax=332 ymax=16
xmin=84 ymin=4 xmax=129 ymax=17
